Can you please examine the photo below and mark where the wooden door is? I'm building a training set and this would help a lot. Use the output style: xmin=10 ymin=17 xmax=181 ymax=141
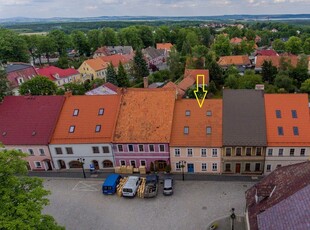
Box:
xmin=235 ymin=163 xmax=241 ymax=173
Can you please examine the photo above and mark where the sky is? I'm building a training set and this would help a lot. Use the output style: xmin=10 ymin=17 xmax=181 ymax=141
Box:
xmin=0 ymin=0 xmax=309 ymax=18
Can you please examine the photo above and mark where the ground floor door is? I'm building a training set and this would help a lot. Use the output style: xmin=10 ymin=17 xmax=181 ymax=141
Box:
xmin=235 ymin=163 xmax=241 ymax=173
xmin=93 ymin=160 xmax=99 ymax=170
xmin=187 ymin=163 xmax=194 ymax=173
xmin=58 ymin=160 xmax=66 ymax=169
xmin=155 ymin=160 xmax=167 ymax=171
xmin=45 ymin=160 xmax=53 ymax=170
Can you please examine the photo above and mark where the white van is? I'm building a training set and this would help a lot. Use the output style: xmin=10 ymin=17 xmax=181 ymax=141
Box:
xmin=122 ymin=176 xmax=140 ymax=197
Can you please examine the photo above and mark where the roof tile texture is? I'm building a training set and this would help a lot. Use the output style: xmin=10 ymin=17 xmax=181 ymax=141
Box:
xmin=255 ymin=55 xmax=298 ymax=68
xmin=37 ymin=66 xmax=79 ymax=80
xmin=85 ymin=58 xmax=108 ymax=71
xmin=218 ymin=55 xmax=251 ymax=66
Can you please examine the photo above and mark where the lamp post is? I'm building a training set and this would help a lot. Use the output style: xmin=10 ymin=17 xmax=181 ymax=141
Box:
xmin=77 ymin=158 xmax=86 ymax=179
xmin=179 ymin=160 xmax=186 ymax=181
xmin=230 ymin=208 xmax=236 ymax=230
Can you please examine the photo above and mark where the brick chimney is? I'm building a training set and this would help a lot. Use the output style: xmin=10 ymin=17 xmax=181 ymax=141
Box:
xmin=143 ymin=77 xmax=149 ymax=88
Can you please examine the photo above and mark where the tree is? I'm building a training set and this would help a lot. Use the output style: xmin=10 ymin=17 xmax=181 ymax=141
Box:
xmin=22 ymin=35 xmax=40 ymax=65
xmin=303 ymin=38 xmax=310 ymax=55
xmin=199 ymin=27 xmax=211 ymax=47
xmin=132 ymin=49 xmax=149 ymax=83
xmin=63 ymin=82 xmax=86 ymax=95
xmin=288 ymin=55 xmax=309 ymax=87
xmin=56 ymin=56 xmax=69 ymax=69
xmin=138 ymin=26 xmax=154 ymax=48
xmin=19 ymin=76 xmax=57 ymax=95
xmin=207 ymin=80 xmax=217 ymax=94
xmin=71 ymin=31 xmax=91 ymax=56
xmin=100 ymin=28 xmax=118 ymax=46
xmin=48 ymin=30 xmax=69 ymax=56
xmin=300 ymin=79 xmax=310 ymax=94
xmin=224 ymin=74 xmax=239 ymax=89
xmin=87 ymin=78 xmax=105 ymax=90
xmin=167 ymin=47 xmax=184 ymax=81
xmin=106 ymin=63 xmax=118 ymax=86
xmin=274 ymin=72 xmax=295 ymax=93
xmin=285 ymin=36 xmax=303 ymax=54
xmin=262 ymin=60 xmax=278 ymax=83
xmin=238 ymin=71 xmax=263 ymax=89
xmin=119 ymin=27 xmax=143 ymax=50
xmin=0 ymin=69 xmax=11 ymax=101
xmin=245 ymin=29 xmax=256 ymax=41
xmin=206 ymin=60 xmax=223 ymax=86
xmin=116 ymin=62 xmax=129 ymax=87
xmin=0 ymin=148 xmax=64 ymax=229
xmin=37 ymin=36 xmax=56 ymax=65
xmin=87 ymin=29 xmax=101 ymax=52
xmin=272 ymin=39 xmax=286 ymax=53
xmin=211 ymin=34 xmax=231 ymax=57
xmin=149 ymin=70 xmax=171 ymax=83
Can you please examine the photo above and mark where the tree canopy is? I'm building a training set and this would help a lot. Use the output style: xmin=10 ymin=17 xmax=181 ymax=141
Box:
xmin=0 ymin=69 xmax=11 ymax=101
xmin=19 ymin=76 xmax=57 ymax=95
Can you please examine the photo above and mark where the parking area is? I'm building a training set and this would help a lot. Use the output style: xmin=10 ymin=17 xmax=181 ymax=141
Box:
xmin=43 ymin=178 xmax=254 ymax=230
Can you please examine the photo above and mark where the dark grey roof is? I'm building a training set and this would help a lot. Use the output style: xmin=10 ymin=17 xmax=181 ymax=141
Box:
xmin=143 ymin=47 xmax=165 ymax=59
xmin=257 ymin=185 xmax=310 ymax=230
xmin=223 ymin=89 xmax=267 ymax=146
xmin=5 ymin=63 xmax=33 ymax=73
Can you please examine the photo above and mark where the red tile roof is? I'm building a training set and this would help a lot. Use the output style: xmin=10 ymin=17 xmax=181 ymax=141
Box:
xmin=184 ymin=69 xmax=210 ymax=85
xmin=51 ymin=94 xmax=121 ymax=144
xmin=255 ymin=49 xmax=278 ymax=56
xmin=255 ymin=55 xmax=298 ymax=68
xmin=230 ymin=37 xmax=243 ymax=44
xmin=37 ymin=66 xmax=79 ymax=81
xmin=103 ymin=82 xmax=118 ymax=92
xmin=218 ymin=55 xmax=251 ymax=66
xmin=163 ymin=82 xmax=185 ymax=98
xmin=156 ymin=43 xmax=173 ymax=51
xmin=177 ymin=77 xmax=195 ymax=91
xmin=170 ymin=99 xmax=223 ymax=147
xmin=113 ymin=88 xmax=176 ymax=143
xmin=264 ymin=94 xmax=310 ymax=146
xmin=84 ymin=58 xmax=108 ymax=71
xmin=0 ymin=96 xmax=65 ymax=145
xmin=6 ymin=64 xmax=38 ymax=88
xmin=99 ymin=54 xmax=133 ymax=67
xmin=246 ymin=161 xmax=310 ymax=230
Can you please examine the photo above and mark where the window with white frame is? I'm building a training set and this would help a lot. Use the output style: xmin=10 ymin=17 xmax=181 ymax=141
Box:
xmin=140 ymin=160 xmax=146 ymax=166
xmin=184 ymin=126 xmax=189 ymax=134
xmin=206 ymin=126 xmax=212 ymax=135
xmin=130 ymin=160 xmax=136 ymax=168
xmin=118 ymin=145 xmax=123 ymax=152
xmin=138 ymin=145 xmax=144 ymax=152
xmin=149 ymin=145 xmax=155 ymax=152
xmin=175 ymin=148 xmax=180 ymax=157
xmin=176 ymin=162 xmax=181 ymax=171
xmin=39 ymin=149 xmax=45 ymax=156
xmin=300 ymin=149 xmax=305 ymax=156
xmin=159 ymin=145 xmax=165 ymax=152
xmin=212 ymin=163 xmax=217 ymax=171
xmin=73 ymin=109 xmax=79 ymax=116
xmin=266 ymin=164 xmax=271 ymax=172
xmin=128 ymin=144 xmax=134 ymax=152
xmin=102 ymin=146 xmax=109 ymax=153
xmin=187 ymin=148 xmax=193 ymax=157
xmin=289 ymin=148 xmax=295 ymax=156
xmin=212 ymin=149 xmax=218 ymax=157
xmin=201 ymin=148 xmax=207 ymax=157
xmin=120 ymin=160 xmax=126 ymax=166
xmin=69 ymin=125 xmax=75 ymax=133
xmin=35 ymin=161 xmax=42 ymax=168
xmin=202 ymin=163 xmax=207 ymax=171
xmin=92 ymin=146 xmax=100 ymax=154
xmin=28 ymin=149 xmax=34 ymax=155
xmin=267 ymin=149 xmax=273 ymax=156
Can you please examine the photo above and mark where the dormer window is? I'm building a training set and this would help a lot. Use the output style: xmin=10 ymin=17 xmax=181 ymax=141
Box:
xmin=17 ymin=77 xmax=24 ymax=85
xmin=73 ymin=109 xmax=79 ymax=116
xmin=54 ymin=73 xmax=60 ymax=79
xmin=206 ymin=110 xmax=212 ymax=116
xmin=69 ymin=125 xmax=75 ymax=133
xmin=95 ymin=125 xmax=101 ymax=132
xmin=98 ymin=108 xmax=104 ymax=116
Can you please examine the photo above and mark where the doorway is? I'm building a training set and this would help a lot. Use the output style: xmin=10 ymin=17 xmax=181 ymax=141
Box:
xmin=44 ymin=160 xmax=53 ymax=170
xmin=235 ymin=163 xmax=241 ymax=173
xmin=155 ymin=160 xmax=167 ymax=171
xmin=187 ymin=163 xmax=194 ymax=173
xmin=92 ymin=160 xmax=99 ymax=170
xmin=58 ymin=160 xmax=66 ymax=169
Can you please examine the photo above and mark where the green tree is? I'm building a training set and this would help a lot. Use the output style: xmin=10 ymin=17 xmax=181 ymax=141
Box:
xmin=132 ymin=49 xmax=149 ymax=83
xmin=48 ymin=30 xmax=69 ymax=56
xmin=272 ymin=39 xmax=286 ymax=53
xmin=238 ymin=71 xmax=263 ymax=89
xmin=19 ymin=76 xmax=57 ymax=95
xmin=37 ymin=36 xmax=57 ymax=65
xmin=224 ymin=74 xmax=239 ymax=89
xmin=206 ymin=60 xmax=223 ymax=86
xmin=87 ymin=78 xmax=105 ymax=90
xmin=100 ymin=28 xmax=118 ymax=46
xmin=138 ymin=26 xmax=154 ymax=48
xmin=300 ymin=79 xmax=310 ymax=93
xmin=207 ymin=80 xmax=217 ymax=94
xmin=22 ymin=35 xmax=40 ymax=65
xmin=56 ymin=56 xmax=69 ymax=69
xmin=211 ymin=34 xmax=231 ymax=57
xmin=288 ymin=55 xmax=309 ymax=87
xmin=0 ymin=69 xmax=11 ymax=101
xmin=149 ymin=69 xmax=171 ymax=83
xmin=285 ymin=36 xmax=303 ymax=54
xmin=274 ymin=72 xmax=295 ymax=93
xmin=303 ymin=38 xmax=310 ymax=55
xmin=116 ymin=62 xmax=129 ymax=87
xmin=0 ymin=148 xmax=64 ymax=230
xmin=262 ymin=60 xmax=278 ymax=83
xmin=199 ymin=27 xmax=211 ymax=47
xmin=71 ymin=31 xmax=91 ymax=56
xmin=167 ymin=47 xmax=184 ymax=81
xmin=186 ymin=31 xmax=199 ymax=48
xmin=107 ymin=63 xmax=118 ymax=86
xmin=87 ymin=29 xmax=101 ymax=52
xmin=63 ymin=82 xmax=86 ymax=95
xmin=0 ymin=29 xmax=29 ymax=63
xmin=245 ymin=29 xmax=256 ymax=41
xmin=119 ymin=27 xmax=143 ymax=50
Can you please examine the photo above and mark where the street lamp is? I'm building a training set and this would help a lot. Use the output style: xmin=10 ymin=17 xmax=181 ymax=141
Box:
xmin=179 ymin=160 xmax=186 ymax=181
xmin=230 ymin=208 xmax=236 ymax=230
xmin=77 ymin=158 xmax=86 ymax=179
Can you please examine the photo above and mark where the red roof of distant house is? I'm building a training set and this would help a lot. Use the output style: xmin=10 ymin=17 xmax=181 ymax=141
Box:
xmin=255 ymin=49 xmax=278 ymax=56
xmin=0 ymin=96 xmax=65 ymax=145
xmin=177 ymin=77 xmax=195 ymax=92
xmin=156 ymin=43 xmax=173 ymax=51
xmin=37 ymin=66 xmax=79 ymax=81
xmin=94 ymin=47 xmax=109 ymax=55
xmin=230 ymin=37 xmax=243 ymax=44
xmin=255 ymin=55 xmax=298 ymax=68
xmin=163 ymin=81 xmax=185 ymax=98
xmin=99 ymin=54 xmax=133 ymax=67
xmin=103 ymin=82 xmax=118 ymax=92
xmin=184 ymin=69 xmax=210 ymax=85
xmin=5 ymin=63 xmax=38 ymax=88
xmin=218 ymin=55 xmax=251 ymax=66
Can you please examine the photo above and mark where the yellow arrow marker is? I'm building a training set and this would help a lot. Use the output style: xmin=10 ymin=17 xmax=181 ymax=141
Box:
xmin=194 ymin=74 xmax=208 ymax=108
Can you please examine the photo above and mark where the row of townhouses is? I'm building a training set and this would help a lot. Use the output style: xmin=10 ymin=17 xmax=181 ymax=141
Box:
xmin=0 ymin=88 xmax=309 ymax=175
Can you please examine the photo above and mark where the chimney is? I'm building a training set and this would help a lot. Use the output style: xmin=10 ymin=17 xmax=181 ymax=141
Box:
xmin=65 ymin=90 xmax=73 ymax=98
xmin=143 ymin=77 xmax=149 ymax=88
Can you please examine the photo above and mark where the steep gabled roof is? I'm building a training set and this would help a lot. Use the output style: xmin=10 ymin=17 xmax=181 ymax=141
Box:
xmin=184 ymin=69 xmax=210 ymax=85
xmin=37 ymin=66 xmax=79 ymax=81
xmin=113 ymin=88 xmax=176 ymax=143
xmin=84 ymin=58 xmax=108 ymax=71
xmin=50 ymin=95 xmax=121 ymax=144
xmin=246 ymin=161 xmax=310 ymax=230
xmin=163 ymin=81 xmax=185 ymax=98
xmin=264 ymin=94 xmax=310 ymax=146
xmin=177 ymin=77 xmax=195 ymax=91
xmin=255 ymin=55 xmax=298 ymax=69
xmin=255 ymin=49 xmax=278 ymax=56
xmin=0 ymin=96 xmax=65 ymax=145
xmin=218 ymin=55 xmax=251 ymax=66
xmin=170 ymin=99 xmax=223 ymax=147
xmin=5 ymin=63 xmax=38 ymax=88
xmin=156 ymin=43 xmax=173 ymax=51
xmin=99 ymin=54 xmax=133 ymax=67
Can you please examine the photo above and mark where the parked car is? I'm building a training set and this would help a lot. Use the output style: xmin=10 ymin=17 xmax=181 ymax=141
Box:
xmin=122 ymin=176 xmax=140 ymax=197
xmin=102 ymin=174 xmax=122 ymax=195
xmin=163 ymin=177 xmax=173 ymax=196
xmin=144 ymin=174 xmax=159 ymax=198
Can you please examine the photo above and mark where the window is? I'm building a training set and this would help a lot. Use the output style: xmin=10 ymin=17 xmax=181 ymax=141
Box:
xmin=176 ymin=162 xmax=181 ymax=171
xmin=225 ymin=164 xmax=231 ymax=172
xmin=118 ymin=145 xmax=123 ymax=152
xmin=66 ymin=147 xmax=73 ymax=154
xmin=291 ymin=110 xmax=297 ymax=118
xmin=187 ymin=148 xmax=193 ymax=157
xmin=175 ymin=148 xmax=180 ymax=157
xmin=69 ymin=125 xmax=75 ymax=133
xmin=276 ymin=164 xmax=282 ymax=168
xmin=39 ymin=149 xmax=45 ymax=156
xmin=212 ymin=163 xmax=217 ymax=171
xmin=206 ymin=110 xmax=212 ymax=116
xmin=95 ymin=125 xmax=101 ymax=133
xmin=73 ymin=109 xmax=79 ymax=116
xmin=206 ymin=126 xmax=212 ymax=135
xmin=98 ymin=108 xmax=104 ymax=115
xmin=92 ymin=146 xmax=100 ymax=154
xmin=55 ymin=147 xmax=63 ymax=155
xmin=184 ymin=126 xmax=189 ymax=134
xmin=140 ymin=160 xmax=146 ymax=166
xmin=300 ymin=149 xmax=305 ymax=156
xmin=159 ymin=145 xmax=165 ymax=152
xmin=28 ymin=149 xmax=34 ymax=155
xmin=236 ymin=147 xmax=241 ymax=156
xmin=128 ymin=145 xmax=134 ymax=152
xmin=185 ymin=110 xmax=191 ymax=116
xmin=289 ymin=148 xmax=295 ymax=156
xmin=256 ymin=148 xmax=262 ymax=156
xmin=245 ymin=163 xmax=251 ymax=172
xmin=255 ymin=163 xmax=260 ymax=171
xmin=266 ymin=164 xmax=271 ymax=172
xmin=102 ymin=146 xmax=109 ymax=153
xmin=293 ymin=127 xmax=299 ymax=136
xmin=275 ymin=110 xmax=281 ymax=118
xmin=226 ymin=148 xmax=232 ymax=156
xmin=202 ymin=163 xmax=207 ymax=171
xmin=278 ymin=149 xmax=283 ymax=156
xmin=212 ymin=149 xmax=218 ymax=157
xmin=246 ymin=147 xmax=252 ymax=156
xmin=34 ymin=162 xmax=42 ymax=168
xmin=138 ymin=145 xmax=144 ymax=152
xmin=267 ymin=149 xmax=273 ymax=156
xmin=278 ymin=127 xmax=284 ymax=136
xmin=120 ymin=160 xmax=126 ymax=166
xmin=149 ymin=145 xmax=154 ymax=152
xmin=130 ymin=160 xmax=136 ymax=168
xmin=17 ymin=149 xmax=22 ymax=152
xmin=201 ymin=148 xmax=207 ymax=157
